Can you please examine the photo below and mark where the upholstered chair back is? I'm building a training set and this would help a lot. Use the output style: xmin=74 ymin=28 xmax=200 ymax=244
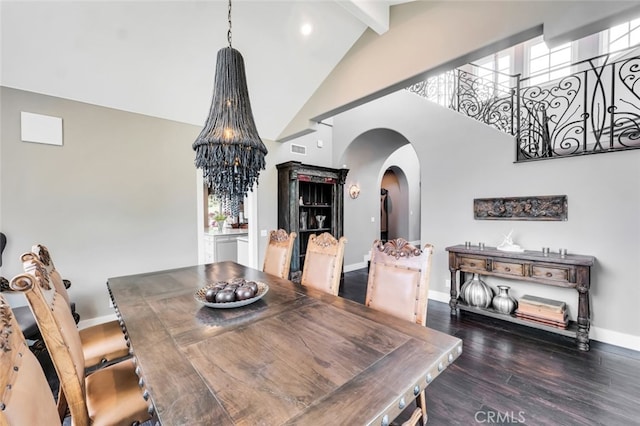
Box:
xmin=23 ymin=245 xmax=70 ymax=306
xmin=301 ymin=232 xmax=347 ymax=296
xmin=365 ymin=238 xmax=434 ymax=425
xmin=0 ymin=294 xmax=61 ymax=425
xmin=11 ymin=260 xmax=88 ymax=423
xmin=12 ymin=258 xmax=152 ymax=426
xmin=24 ymin=245 xmax=129 ymax=368
xmin=263 ymin=230 xmax=297 ymax=279
xmin=366 ymin=239 xmax=434 ymax=326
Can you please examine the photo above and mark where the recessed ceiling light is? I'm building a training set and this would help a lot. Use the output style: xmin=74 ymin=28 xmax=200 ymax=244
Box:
xmin=300 ymin=23 xmax=313 ymax=37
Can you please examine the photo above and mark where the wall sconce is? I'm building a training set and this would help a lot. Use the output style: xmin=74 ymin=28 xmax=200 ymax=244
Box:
xmin=349 ymin=184 xmax=360 ymax=199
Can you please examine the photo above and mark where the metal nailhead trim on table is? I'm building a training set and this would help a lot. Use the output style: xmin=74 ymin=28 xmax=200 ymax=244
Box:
xmin=379 ymin=343 xmax=463 ymax=426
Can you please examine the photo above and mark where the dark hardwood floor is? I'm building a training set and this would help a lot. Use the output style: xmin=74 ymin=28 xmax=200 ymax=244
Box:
xmin=40 ymin=268 xmax=640 ymax=425
xmin=340 ymin=268 xmax=640 ymax=426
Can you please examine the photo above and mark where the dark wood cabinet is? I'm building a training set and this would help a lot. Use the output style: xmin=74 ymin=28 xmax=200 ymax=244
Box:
xmin=446 ymin=244 xmax=595 ymax=351
xmin=277 ymin=161 xmax=348 ymax=280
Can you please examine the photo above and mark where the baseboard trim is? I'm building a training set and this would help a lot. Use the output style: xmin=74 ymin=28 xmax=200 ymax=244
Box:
xmin=345 ymin=262 xmax=367 ymax=273
xmin=78 ymin=313 xmax=117 ymax=330
xmin=428 ymin=290 xmax=640 ymax=352
xmin=590 ymin=325 xmax=640 ymax=352
xmin=429 ymin=290 xmax=450 ymax=304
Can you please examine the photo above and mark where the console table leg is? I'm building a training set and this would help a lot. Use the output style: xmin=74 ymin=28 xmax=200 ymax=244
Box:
xmin=576 ymin=283 xmax=591 ymax=351
xmin=576 ymin=322 xmax=590 ymax=351
xmin=449 ymin=269 xmax=458 ymax=315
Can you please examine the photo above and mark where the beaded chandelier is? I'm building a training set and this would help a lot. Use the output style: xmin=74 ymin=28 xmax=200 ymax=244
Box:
xmin=193 ymin=0 xmax=267 ymax=208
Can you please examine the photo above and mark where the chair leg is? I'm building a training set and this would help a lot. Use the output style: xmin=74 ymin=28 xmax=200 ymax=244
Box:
xmin=57 ymin=387 xmax=69 ymax=421
xmin=417 ymin=390 xmax=427 ymax=425
xmin=399 ymin=391 xmax=428 ymax=426
xmin=402 ymin=409 xmax=424 ymax=426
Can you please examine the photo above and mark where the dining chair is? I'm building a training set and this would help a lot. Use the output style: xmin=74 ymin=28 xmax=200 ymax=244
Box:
xmin=0 ymin=233 xmax=46 ymax=355
xmin=23 ymin=244 xmax=130 ymax=368
xmin=300 ymin=232 xmax=347 ymax=296
xmin=365 ymin=238 xmax=434 ymax=425
xmin=9 ymin=259 xmax=153 ymax=426
xmin=263 ymin=229 xmax=297 ymax=279
xmin=0 ymin=293 xmax=61 ymax=426
xmin=29 ymin=244 xmax=78 ymax=322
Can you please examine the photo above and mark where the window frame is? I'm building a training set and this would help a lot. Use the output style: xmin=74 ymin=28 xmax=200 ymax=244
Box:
xmin=523 ymin=36 xmax=575 ymax=86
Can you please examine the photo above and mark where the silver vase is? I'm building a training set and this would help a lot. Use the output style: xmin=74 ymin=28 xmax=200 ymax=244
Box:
xmin=460 ymin=273 xmax=493 ymax=308
xmin=492 ymin=285 xmax=518 ymax=314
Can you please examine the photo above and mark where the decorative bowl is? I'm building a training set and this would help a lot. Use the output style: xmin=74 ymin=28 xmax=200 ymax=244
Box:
xmin=194 ymin=281 xmax=269 ymax=309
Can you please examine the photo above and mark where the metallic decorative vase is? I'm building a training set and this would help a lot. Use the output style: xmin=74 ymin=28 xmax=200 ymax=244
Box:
xmin=492 ymin=285 xmax=518 ymax=314
xmin=460 ymin=273 xmax=493 ymax=308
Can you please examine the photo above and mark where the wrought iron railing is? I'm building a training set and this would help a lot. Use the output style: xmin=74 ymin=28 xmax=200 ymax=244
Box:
xmin=407 ymin=47 xmax=640 ymax=161
xmin=518 ymin=50 xmax=640 ymax=160
xmin=453 ymin=66 xmax=520 ymax=136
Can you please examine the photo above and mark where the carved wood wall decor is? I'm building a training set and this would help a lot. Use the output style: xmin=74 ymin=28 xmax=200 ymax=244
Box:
xmin=474 ymin=195 xmax=568 ymax=221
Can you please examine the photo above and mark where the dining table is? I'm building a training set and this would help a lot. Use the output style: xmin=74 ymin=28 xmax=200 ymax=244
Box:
xmin=107 ymin=261 xmax=463 ymax=425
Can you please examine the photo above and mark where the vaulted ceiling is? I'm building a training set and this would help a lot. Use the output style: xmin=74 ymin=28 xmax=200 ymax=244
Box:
xmin=0 ymin=1 xmax=412 ymax=141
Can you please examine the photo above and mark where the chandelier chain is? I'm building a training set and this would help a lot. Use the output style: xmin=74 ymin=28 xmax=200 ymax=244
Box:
xmin=227 ymin=0 xmax=232 ymax=47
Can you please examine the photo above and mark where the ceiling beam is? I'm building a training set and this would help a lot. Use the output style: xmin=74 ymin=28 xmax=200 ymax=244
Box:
xmin=336 ymin=0 xmax=392 ymax=35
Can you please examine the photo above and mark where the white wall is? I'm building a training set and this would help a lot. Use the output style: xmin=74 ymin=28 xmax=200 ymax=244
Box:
xmin=0 ymin=88 xmax=200 ymax=318
xmin=331 ymin=89 xmax=640 ymax=349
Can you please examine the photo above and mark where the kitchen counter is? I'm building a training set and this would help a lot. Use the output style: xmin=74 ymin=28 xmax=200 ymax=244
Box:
xmin=203 ymin=228 xmax=249 ymax=263
xmin=205 ymin=227 xmax=248 ymax=236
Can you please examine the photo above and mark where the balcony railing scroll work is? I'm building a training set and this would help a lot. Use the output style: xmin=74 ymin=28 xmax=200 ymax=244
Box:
xmin=407 ymin=46 xmax=640 ymax=161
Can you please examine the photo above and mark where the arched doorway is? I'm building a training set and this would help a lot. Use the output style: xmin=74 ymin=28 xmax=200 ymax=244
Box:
xmin=380 ymin=166 xmax=410 ymax=242
xmin=337 ymin=129 xmax=420 ymax=270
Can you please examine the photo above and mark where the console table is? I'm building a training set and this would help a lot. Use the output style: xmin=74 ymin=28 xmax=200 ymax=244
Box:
xmin=446 ymin=244 xmax=595 ymax=351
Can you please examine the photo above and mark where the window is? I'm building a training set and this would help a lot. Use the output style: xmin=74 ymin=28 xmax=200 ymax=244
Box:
xmin=526 ymin=37 xmax=572 ymax=85
xmin=207 ymin=193 xmax=225 ymax=227
xmin=423 ymin=71 xmax=455 ymax=107
xmin=475 ymin=52 xmax=513 ymax=99
xmin=608 ymin=18 xmax=640 ymax=52
xmin=476 ymin=53 xmax=512 ymax=87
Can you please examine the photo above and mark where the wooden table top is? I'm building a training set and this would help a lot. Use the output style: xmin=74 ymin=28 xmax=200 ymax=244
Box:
xmin=107 ymin=262 xmax=463 ymax=425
